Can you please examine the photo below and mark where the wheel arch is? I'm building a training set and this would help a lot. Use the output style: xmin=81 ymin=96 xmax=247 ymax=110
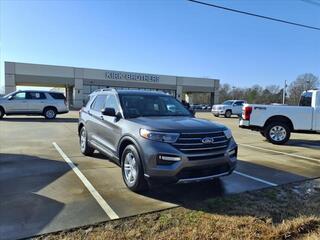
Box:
xmin=43 ymin=106 xmax=58 ymax=113
xmin=263 ymin=115 xmax=294 ymax=131
xmin=78 ymin=122 xmax=85 ymax=136
xmin=118 ymin=136 xmax=143 ymax=166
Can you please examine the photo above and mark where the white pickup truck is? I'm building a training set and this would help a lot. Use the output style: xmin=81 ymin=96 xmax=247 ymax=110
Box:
xmin=239 ymin=90 xmax=320 ymax=144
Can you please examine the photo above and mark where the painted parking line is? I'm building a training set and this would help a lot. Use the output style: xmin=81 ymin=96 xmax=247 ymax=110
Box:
xmin=233 ymin=171 xmax=278 ymax=187
xmin=52 ymin=142 xmax=119 ymax=220
xmin=239 ymin=143 xmax=320 ymax=163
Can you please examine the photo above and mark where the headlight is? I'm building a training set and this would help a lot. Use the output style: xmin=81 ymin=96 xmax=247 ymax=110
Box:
xmin=140 ymin=129 xmax=179 ymax=143
xmin=223 ymin=128 xmax=233 ymax=139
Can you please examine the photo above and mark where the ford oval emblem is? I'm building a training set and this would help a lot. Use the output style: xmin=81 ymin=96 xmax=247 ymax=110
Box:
xmin=202 ymin=137 xmax=215 ymax=144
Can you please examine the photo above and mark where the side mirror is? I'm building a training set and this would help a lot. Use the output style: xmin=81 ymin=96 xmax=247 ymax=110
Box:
xmin=7 ymin=95 xmax=13 ymax=100
xmin=101 ymin=107 xmax=116 ymax=117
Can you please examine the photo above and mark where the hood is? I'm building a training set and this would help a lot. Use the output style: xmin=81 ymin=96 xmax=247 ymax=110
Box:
xmin=129 ymin=116 xmax=227 ymax=132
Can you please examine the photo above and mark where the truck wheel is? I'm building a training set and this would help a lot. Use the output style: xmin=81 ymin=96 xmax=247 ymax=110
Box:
xmin=121 ymin=145 xmax=148 ymax=192
xmin=225 ymin=110 xmax=232 ymax=118
xmin=0 ymin=107 xmax=4 ymax=119
xmin=79 ymin=127 xmax=94 ymax=156
xmin=44 ymin=107 xmax=57 ymax=119
xmin=265 ymin=122 xmax=291 ymax=145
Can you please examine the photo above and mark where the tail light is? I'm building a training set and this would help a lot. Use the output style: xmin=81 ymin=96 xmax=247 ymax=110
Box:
xmin=242 ymin=106 xmax=252 ymax=120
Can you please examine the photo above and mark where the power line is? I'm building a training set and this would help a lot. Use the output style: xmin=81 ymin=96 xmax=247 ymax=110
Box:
xmin=187 ymin=0 xmax=320 ymax=31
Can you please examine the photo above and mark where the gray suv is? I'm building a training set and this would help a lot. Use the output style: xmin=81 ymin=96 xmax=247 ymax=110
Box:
xmin=78 ymin=89 xmax=237 ymax=192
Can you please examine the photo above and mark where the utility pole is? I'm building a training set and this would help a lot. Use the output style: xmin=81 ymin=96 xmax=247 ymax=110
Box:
xmin=282 ymin=80 xmax=287 ymax=104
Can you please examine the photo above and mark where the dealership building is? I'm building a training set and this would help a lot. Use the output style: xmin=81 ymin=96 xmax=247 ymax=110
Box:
xmin=4 ymin=62 xmax=220 ymax=109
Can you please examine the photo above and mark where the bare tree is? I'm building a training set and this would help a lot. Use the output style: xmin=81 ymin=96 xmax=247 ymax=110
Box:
xmin=288 ymin=73 xmax=319 ymax=105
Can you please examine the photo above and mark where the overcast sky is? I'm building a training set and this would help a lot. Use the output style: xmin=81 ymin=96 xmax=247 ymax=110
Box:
xmin=1 ymin=0 xmax=319 ymax=91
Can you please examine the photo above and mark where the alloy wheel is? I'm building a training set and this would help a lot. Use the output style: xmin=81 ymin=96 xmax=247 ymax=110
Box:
xmin=124 ymin=152 xmax=137 ymax=186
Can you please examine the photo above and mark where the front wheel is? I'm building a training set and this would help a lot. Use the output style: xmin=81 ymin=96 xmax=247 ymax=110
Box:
xmin=224 ymin=110 xmax=232 ymax=118
xmin=79 ymin=127 xmax=94 ymax=156
xmin=121 ymin=145 xmax=148 ymax=192
xmin=265 ymin=122 xmax=291 ymax=145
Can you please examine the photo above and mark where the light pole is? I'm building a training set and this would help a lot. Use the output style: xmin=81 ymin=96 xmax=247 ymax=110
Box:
xmin=282 ymin=80 xmax=287 ymax=104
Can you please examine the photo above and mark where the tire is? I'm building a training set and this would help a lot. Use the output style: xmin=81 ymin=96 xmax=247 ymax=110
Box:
xmin=79 ymin=126 xmax=94 ymax=156
xmin=0 ymin=107 xmax=4 ymax=119
xmin=121 ymin=145 xmax=148 ymax=192
xmin=224 ymin=110 xmax=232 ymax=118
xmin=265 ymin=122 xmax=291 ymax=145
xmin=44 ymin=107 xmax=57 ymax=119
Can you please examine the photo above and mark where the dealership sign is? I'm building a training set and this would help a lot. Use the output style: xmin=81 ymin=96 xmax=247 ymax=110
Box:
xmin=105 ymin=71 xmax=160 ymax=83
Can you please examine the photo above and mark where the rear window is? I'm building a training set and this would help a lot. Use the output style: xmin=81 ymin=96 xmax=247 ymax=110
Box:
xmin=299 ymin=92 xmax=312 ymax=107
xmin=49 ymin=92 xmax=66 ymax=100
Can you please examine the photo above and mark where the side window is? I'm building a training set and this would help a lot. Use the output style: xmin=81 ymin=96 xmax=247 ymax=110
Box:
xmin=105 ymin=94 xmax=119 ymax=112
xmin=12 ymin=92 xmax=26 ymax=100
xmin=299 ymin=92 xmax=312 ymax=107
xmin=91 ymin=95 xmax=107 ymax=112
xmin=49 ymin=92 xmax=66 ymax=100
xmin=234 ymin=101 xmax=243 ymax=106
xmin=27 ymin=92 xmax=46 ymax=100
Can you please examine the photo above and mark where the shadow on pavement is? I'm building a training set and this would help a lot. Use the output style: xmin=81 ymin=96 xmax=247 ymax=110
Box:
xmin=287 ymin=139 xmax=320 ymax=149
xmin=141 ymin=159 xmax=310 ymax=214
xmin=0 ymin=117 xmax=78 ymax=123
xmin=0 ymin=153 xmax=72 ymax=240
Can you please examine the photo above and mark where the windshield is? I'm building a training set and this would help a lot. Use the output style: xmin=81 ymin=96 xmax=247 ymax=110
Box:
xmin=222 ymin=100 xmax=234 ymax=105
xmin=3 ymin=91 xmax=16 ymax=98
xmin=119 ymin=94 xmax=191 ymax=118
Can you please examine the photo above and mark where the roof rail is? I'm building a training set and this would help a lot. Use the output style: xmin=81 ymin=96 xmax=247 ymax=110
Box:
xmin=92 ymin=88 xmax=117 ymax=93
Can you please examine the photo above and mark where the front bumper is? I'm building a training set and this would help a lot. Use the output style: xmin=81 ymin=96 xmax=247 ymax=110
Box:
xmin=212 ymin=109 xmax=225 ymax=115
xmin=139 ymin=137 xmax=238 ymax=184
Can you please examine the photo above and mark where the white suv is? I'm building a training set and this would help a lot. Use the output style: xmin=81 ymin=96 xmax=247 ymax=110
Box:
xmin=212 ymin=100 xmax=246 ymax=118
xmin=0 ymin=90 xmax=69 ymax=119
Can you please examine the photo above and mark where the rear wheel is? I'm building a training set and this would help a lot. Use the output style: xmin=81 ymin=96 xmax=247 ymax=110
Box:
xmin=44 ymin=107 xmax=57 ymax=119
xmin=121 ymin=145 xmax=148 ymax=192
xmin=265 ymin=122 xmax=291 ymax=145
xmin=79 ymin=127 xmax=94 ymax=156
xmin=225 ymin=110 xmax=232 ymax=118
xmin=0 ymin=107 xmax=4 ymax=119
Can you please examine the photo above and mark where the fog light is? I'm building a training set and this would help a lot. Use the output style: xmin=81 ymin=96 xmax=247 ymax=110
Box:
xmin=228 ymin=147 xmax=237 ymax=158
xmin=159 ymin=155 xmax=181 ymax=161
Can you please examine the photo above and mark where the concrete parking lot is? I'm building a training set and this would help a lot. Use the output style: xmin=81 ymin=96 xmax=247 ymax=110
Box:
xmin=0 ymin=111 xmax=319 ymax=240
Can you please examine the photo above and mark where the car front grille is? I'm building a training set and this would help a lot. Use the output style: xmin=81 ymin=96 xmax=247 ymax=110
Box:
xmin=171 ymin=131 xmax=229 ymax=161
